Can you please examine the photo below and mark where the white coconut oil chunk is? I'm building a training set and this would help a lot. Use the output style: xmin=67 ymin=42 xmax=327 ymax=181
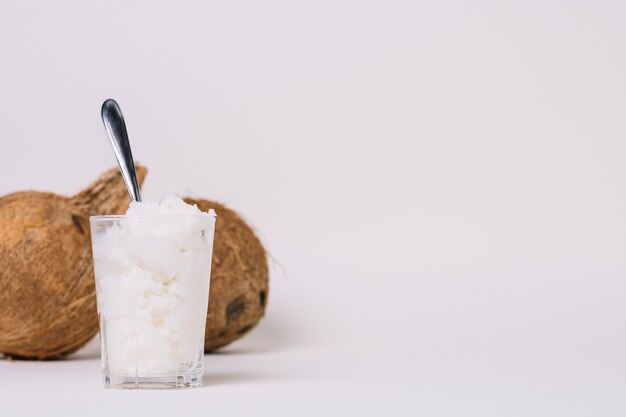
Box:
xmin=91 ymin=195 xmax=216 ymax=388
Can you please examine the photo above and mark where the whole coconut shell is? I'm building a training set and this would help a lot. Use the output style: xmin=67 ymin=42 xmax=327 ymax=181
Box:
xmin=184 ymin=198 xmax=268 ymax=352
xmin=0 ymin=166 xmax=146 ymax=359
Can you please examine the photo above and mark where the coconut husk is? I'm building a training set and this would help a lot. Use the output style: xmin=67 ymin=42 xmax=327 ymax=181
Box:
xmin=0 ymin=166 xmax=146 ymax=359
xmin=184 ymin=198 xmax=269 ymax=352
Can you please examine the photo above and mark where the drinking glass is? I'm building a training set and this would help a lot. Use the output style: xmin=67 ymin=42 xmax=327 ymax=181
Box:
xmin=90 ymin=214 xmax=215 ymax=389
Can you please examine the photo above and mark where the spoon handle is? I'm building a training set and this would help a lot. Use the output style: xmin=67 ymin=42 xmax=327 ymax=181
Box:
xmin=101 ymin=99 xmax=142 ymax=202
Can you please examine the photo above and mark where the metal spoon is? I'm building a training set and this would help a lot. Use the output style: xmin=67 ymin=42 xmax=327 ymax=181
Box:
xmin=101 ymin=99 xmax=142 ymax=202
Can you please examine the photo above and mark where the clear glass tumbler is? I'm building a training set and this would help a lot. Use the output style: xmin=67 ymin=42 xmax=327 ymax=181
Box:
xmin=89 ymin=214 xmax=215 ymax=389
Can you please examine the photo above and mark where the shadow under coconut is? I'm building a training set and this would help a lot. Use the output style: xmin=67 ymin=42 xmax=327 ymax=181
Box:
xmin=201 ymin=372 xmax=279 ymax=387
xmin=210 ymin=315 xmax=299 ymax=355
xmin=68 ymin=336 xmax=101 ymax=361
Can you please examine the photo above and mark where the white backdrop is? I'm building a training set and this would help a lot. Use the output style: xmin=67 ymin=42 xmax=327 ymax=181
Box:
xmin=0 ymin=1 xmax=625 ymax=415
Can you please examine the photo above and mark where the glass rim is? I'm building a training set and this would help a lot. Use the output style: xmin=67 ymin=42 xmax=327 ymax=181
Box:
xmin=90 ymin=213 xmax=216 ymax=221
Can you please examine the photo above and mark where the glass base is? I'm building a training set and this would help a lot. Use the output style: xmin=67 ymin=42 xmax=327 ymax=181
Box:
xmin=104 ymin=369 xmax=203 ymax=389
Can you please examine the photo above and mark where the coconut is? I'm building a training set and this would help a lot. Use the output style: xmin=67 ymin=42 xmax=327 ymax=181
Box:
xmin=0 ymin=166 xmax=147 ymax=359
xmin=184 ymin=198 xmax=268 ymax=352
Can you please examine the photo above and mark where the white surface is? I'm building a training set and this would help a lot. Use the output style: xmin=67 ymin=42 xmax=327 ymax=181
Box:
xmin=1 ymin=0 xmax=626 ymax=415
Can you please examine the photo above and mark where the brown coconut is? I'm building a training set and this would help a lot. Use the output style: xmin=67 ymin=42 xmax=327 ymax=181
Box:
xmin=184 ymin=198 xmax=268 ymax=352
xmin=0 ymin=166 xmax=147 ymax=359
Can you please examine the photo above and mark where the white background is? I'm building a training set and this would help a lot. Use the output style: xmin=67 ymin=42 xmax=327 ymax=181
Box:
xmin=1 ymin=0 xmax=625 ymax=415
